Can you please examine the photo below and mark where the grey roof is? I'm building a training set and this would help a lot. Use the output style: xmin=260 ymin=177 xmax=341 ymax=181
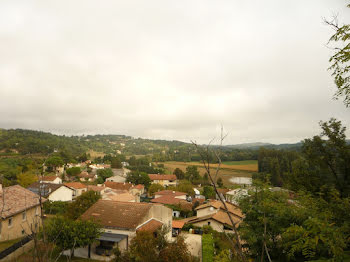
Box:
xmin=97 ymin=233 xmax=127 ymax=243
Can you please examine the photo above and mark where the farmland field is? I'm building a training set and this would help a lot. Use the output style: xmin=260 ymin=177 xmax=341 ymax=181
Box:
xmin=166 ymin=160 xmax=258 ymax=172
xmin=157 ymin=160 xmax=257 ymax=187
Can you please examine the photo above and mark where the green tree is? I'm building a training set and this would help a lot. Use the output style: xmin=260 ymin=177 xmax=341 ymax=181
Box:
xmin=96 ymin=168 xmax=114 ymax=183
xmin=126 ymin=171 xmax=151 ymax=188
xmin=216 ymin=177 xmax=224 ymax=188
xmin=66 ymin=167 xmax=81 ymax=177
xmin=148 ymin=184 xmax=165 ymax=196
xmin=301 ymin=118 xmax=350 ymax=198
xmin=173 ymin=168 xmax=185 ymax=180
xmin=111 ymin=157 xmax=122 ymax=169
xmin=45 ymin=156 xmax=64 ymax=171
xmin=16 ymin=172 xmax=37 ymax=188
xmin=203 ymin=186 xmax=215 ymax=199
xmin=46 ymin=217 xmax=101 ymax=257
xmin=327 ymin=3 xmax=350 ymax=107
xmin=176 ymin=180 xmax=195 ymax=196
xmin=185 ymin=166 xmax=201 ymax=183
xmin=65 ymin=191 xmax=101 ymax=220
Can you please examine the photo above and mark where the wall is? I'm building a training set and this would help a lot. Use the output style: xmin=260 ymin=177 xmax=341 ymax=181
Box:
xmin=0 ymin=239 xmax=34 ymax=262
xmin=48 ymin=187 xmax=73 ymax=202
xmin=193 ymin=219 xmax=223 ymax=232
xmin=0 ymin=206 xmax=41 ymax=241
xmin=197 ymin=207 xmax=217 ymax=218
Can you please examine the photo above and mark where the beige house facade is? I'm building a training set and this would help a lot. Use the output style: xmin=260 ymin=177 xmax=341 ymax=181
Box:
xmin=0 ymin=185 xmax=42 ymax=241
xmin=148 ymin=174 xmax=177 ymax=187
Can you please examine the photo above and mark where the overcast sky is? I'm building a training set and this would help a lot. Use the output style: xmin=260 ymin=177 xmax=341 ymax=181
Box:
xmin=0 ymin=0 xmax=349 ymax=145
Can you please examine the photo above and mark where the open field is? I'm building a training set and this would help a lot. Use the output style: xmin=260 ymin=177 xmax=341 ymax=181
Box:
xmin=222 ymin=160 xmax=258 ymax=166
xmin=163 ymin=160 xmax=258 ymax=172
xmin=87 ymin=150 xmax=105 ymax=159
xmin=157 ymin=161 xmax=255 ymax=187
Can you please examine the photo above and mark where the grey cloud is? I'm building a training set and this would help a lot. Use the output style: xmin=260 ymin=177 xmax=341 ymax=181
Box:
xmin=0 ymin=0 xmax=349 ymax=144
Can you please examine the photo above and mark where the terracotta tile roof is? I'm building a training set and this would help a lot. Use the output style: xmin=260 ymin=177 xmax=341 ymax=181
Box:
xmin=87 ymin=185 xmax=104 ymax=192
xmin=78 ymin=172 xmax=95 ymax=178
xmin=136 ymin=219 xmax=163 ymax=233
xmin=105 ymin=192 xmax=135 ymax=202
xmin=172 ymin=220 xmax=185 ymax=229
xmin=151 ymin=195 xmax=186 ymax=205
xmin=81 ymin=200 xmax=153 ymax=230
xmin=64 ymin=182 xmax=87 ymax=189
xmin=155 ymin=190 xmax=187 ymax=196
xmin=186 ymin=210 xmax=241 ymax=227
xmin=134 ymin=184 xmax=144 ymax=190
xmin=148 ymin=174 xmax=177 ymax=181
xmin=0 ymin=185 xmax=43 ymax=219
xmin=104 ymin=181 xmax=133 ymax=191
xmin=41 ymin=176 xmax=58 ymax=182
xmin=195 ymin=200 xmax=243 ymax=218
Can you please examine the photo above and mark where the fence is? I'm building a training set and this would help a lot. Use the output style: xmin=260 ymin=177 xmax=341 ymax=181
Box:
xmin=0 ymin=234 xmax=33 ymax=260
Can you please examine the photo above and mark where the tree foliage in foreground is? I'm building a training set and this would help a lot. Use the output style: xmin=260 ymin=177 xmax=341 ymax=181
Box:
xmin=238 ymin=182 xmax=348 ymax=261
xmin=46 ymin=217 xmax=101 ymax=256
xmin=327 ymin=3 xmax=350 ymax=107
xmin=116 ymin=229 xmax=196 ymax=262
xmin=65 ymin=190 xmax=101 ymax=220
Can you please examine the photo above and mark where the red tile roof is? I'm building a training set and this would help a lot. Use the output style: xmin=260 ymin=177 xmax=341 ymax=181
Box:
xmin=81 ymin=200 xmax=153 ymax=230
xmin=134 ymin=184 xmax=144 ymax=190
xmin=104 ymin=181 xmax=133 ymax=191
xmin=154 ymin=190 xmax=187 ymax=196
xmin=78 ymin=172 xmax=95 ymax=178
xmin=148 ymin=174 xmax=177 ymax=181
xmin=151 ymin=195 xmax=186 ymax=205
xmin=41 ymin=176 xmax=58 ymax=182
xmin=0 ymin=185 xmax=43 ymax=219
xmin=172 ymin=220 xmax=185 ymax=229
xmin=136 ymin=219 xmax=163 ymax=233
xmin=64 ymin=182 xmax=87 ymax=189
xmin=87 ymin=185 xmax=104 ymax=192
xmin=195 ymin=200 xmax=243 ymax=218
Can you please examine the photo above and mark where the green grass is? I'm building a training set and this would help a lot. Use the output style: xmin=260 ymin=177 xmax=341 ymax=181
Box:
xmin=221 ymin=160 xmax=258 ymax=165
xmin=0 ymin=237 xmax=24 ymax=252
xmin=202 ymin=234 xmax=214 ymax=262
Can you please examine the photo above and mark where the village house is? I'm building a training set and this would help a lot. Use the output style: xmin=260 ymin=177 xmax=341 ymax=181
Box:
xmin=0 ymin=185 xmax=43 ymax=241
xmin=28 ymin=182 xmax=73 ymax=202
xmin=104 ymin=182 xmax=144 ymax=199
xmin=225 ymin=188 xmax=249 ymax=204
xmin=64 ymin=182 xmax=87 ymax=198
xmin=40 ymin=175 xmax=62 ymax=184
xmin=102 ymin=189 xmax=138 ymax=202
xmin=148 ymin=174 xmax=177 ymax=187
xmin=87 ymin=185 xmax=106 ymax=195
xmin=180 ymin=200 xmax=243 ymax=232
xmin=80 ymin=200 xmax=172 ymax=255
xmin=151 ymin=190 xmax=204 ymax=218
xmin=154 ymin=190 xmax=187 ymax=200
xmin=77 ymin=171 xmax=96 ymax=182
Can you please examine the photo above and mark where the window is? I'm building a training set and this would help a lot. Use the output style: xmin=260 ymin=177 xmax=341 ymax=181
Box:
xmin=207 ymin=222 xmax=211 ymax=226
xmin=22 ymin=211 xmax=26 ymax=221
xmin=8 ymin=217 xmax=12 ymax=227
xmin=21 ymin=230 xmax=25 ymax=235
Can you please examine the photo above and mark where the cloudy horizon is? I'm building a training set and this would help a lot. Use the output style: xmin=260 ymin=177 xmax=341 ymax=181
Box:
xmin=0 ymin=0 xmax=349 ymax=145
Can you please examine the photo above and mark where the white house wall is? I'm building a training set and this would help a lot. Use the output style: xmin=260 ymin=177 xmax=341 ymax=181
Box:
xmin=48 ymin=187 xmax=73 ymax=202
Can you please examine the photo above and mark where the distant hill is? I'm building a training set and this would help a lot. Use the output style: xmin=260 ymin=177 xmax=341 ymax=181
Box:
xmin=225 ymin=142 xmax=273 ymax=149
xmin=225 ymin=142 xmax=302 ymax=150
